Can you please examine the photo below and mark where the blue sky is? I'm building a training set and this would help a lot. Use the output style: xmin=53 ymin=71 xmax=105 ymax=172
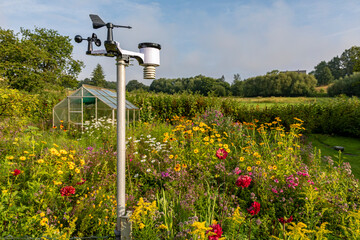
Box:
xmin=1 ymin=0 xmax=360 ymax=85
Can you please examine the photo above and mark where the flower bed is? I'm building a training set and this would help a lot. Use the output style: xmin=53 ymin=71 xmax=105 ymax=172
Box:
xmin=1 ymin=111 xmax=359 ymax=239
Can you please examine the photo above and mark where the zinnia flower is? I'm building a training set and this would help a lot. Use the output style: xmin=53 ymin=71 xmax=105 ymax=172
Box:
xmin=278 ymin=216 xmax=293 ymax=224
xmin=206 ymin=223 xmax=223 ymax=240
xmin=236 ymin=175 xmax=252 ymax=188
xmin=216 ymin=148 xmax=228 ymax=159
xmin=12 ymin=169 xmax=21 ymax=176
xmin=247 ymin=201 xmax=260 ymax=215
xmin=60 ymin=186 xmax=76 ymax=196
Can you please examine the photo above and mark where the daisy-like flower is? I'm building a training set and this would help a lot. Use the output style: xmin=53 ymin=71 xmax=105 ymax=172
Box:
xmin=174 ymin=164 xmax=181 ymax=172
xmin=216 ymin=148 xmax=228 ymax=160
xmin=20 ymin=156 xmax=26 ymax=161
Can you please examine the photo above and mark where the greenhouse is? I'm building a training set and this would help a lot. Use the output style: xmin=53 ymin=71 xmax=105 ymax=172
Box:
xmin=53 ymin=84 xmax=139 ymax=128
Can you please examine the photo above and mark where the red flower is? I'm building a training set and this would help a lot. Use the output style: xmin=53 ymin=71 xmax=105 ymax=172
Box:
xmin=216 ymin=148 xmax=228 ymax=159
xmin=236 ymin=175 xmax=252 ymax=188
xmin=13 ymin=169 xmax=21 ymax=176
xmin=247 ymin=201 xmax=261 ymax=215
xmin=278 ymin=216 xmax=293 ymax=224
xmin=76 ymin=178 xmax=86 ymax=185
xmin=206 ymin=223 xmax=223 ymax=240
xmin=60 ymin=186 xmax=76 ymax=196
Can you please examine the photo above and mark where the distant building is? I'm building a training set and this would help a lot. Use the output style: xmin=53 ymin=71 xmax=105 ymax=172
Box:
xmin=281 ymin=70 xmax=307 ymax=74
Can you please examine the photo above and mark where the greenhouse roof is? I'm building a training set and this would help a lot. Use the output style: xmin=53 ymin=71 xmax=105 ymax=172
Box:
xmin=81 ymin=84 xmax=139 ymax=110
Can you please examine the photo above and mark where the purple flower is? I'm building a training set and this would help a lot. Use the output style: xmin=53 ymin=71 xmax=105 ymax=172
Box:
xmin=161 ymin=172 xmax=169 ymax=178
xmin=87 ymin=146 xmax=94 ymax=151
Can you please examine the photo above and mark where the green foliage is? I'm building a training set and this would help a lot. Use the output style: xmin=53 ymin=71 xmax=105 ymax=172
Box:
xmin=233 ymin=72 xmax=317 ymax=97
xmin=149 ymin=75 xmax=231 ymax=97
xmin=314 ymin=61 xmax=334 ymax=86
xmin=328 ymin=72 xmax=360 ymax=97
xmin=0 ymin=27 xmax=83 ymax=92
xmin=126 ymin=79 xmax=150 ymax=92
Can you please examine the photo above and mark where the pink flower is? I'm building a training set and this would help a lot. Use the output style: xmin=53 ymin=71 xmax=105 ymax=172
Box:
xmin=76 ymin=178 xmax=86 ymax=185
xmin=271 ymin=188 xmax=278 ymax=194
xmin=13 ymin=169 xmax=21 ymax=176
xmin=60 ymin=186 xmax=76 ymax=196
xmin=236 ymin=175 xmax=252 ymax=188
xmin=247 ymin=201 xmax=260 ymax=215
xmin=206 ymin=223 xmax=223 ymax=240
xmin=216 ymin=148 xmax=228 ymax=160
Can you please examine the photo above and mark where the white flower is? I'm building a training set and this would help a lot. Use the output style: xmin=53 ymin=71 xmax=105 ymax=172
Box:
xmin=147 ymin=135 xmax=151 ymax=138
xmin=141 ymin=159 xmax=146 ymax=163
xmin=146 ymin=169 xmax=151 ymax=172
xmin=134 ymin=152 xmax=138 ymax=155
xmin=151 ymin=160 xmax=155 ymax=163
xmin=142 ymin=155 xmax=147 ymax=158
xmin=134 ymin=174 xmax=139 ymax=178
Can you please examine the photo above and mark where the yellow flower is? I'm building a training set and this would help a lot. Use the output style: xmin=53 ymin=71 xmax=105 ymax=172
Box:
xmin=277 ymin=154 xmax=282 ymax=157
xmin=75 ymin=168 xmax=80 ymax=174
xmin=263 ymin=172 xmax=267 ymax=177
xmin=80 ymin=159 xmax=85 ymax=166
xmin=40 ymin=212 xmax=45 ymax=217
xmin=29 ymin=154 xmax=35 ymax=157
xmin=41 ymin=141 xmax=47 ymax=144
xmin=218 ymin=143 xmax=223 ymax=148
xmin=169 ymin=155 xmax=174 ymax=159
xmin=37 ymin=159 xmax=44 ymax=164
xmin=40 ymin=218 xmax=48 ymax=226
xmin=23 ymin=151 xmax=29 ymax=154
xmin=273 ymin=165 xmax=277 ymax=170
xmin=215 ymin=134 xmax=221 ymax=138
xmin=70 ymin=150 xmax=76 ymax=154
xmin=226 ymin=148 xmax=231 ymax=153
xmin=203 ymin=136 xmax=210 ymax=141
xmin=256 ymin=161 xmax=261 ymax=165
xmin=14 ymin=138 xmax=19 ymax=141
xmin=182 ymin=164 xmax=187 ymax=168
xmin=61 ymin=157 xmax=67 ymax=161
xmin=278 ymin=142 xmax=283 ymax=145
xmin=58 ymin=170 xmax=63 ymax=175
xmin=53 ymin=143 xmax=59 ymax=148
xmin=193 ymin=126 xmax=199 ymax=131
xmin=194 ymin=149 xmax=199 ymax=154
xmin=69 ymin=165 xmax=74 ymax=170
xmin=69 ymin=154 xmax=74 ymax=160
xmin=60 ymin=149 xmax=68 ymax=155
xmin=53 ymin=181 xmax=62 ymax=185
xmin=49 ymin=148 xmax=59 ymax=156
xmin=175 ymin=155 xmax=178 ymax=159
xmin=139 ymin=223 xmax=146 ymax=229
xmin=210 ymin=139 xmax=214 ymax=144
xmin=223 ymin=144 xmax=229 ymax=149
xmin=268 ymin=165 xmax=273 ymax=170
xmin=6 ymin=156 xmax=14 ymax=160
xmin=239 ymin=157 xmax=245 ymax=162
xmin=174 ymin=164 xmax=181 ymax=172
xmin=20 ymin=156 xmax=26 ymax=161
xmin=158 ymin=224 xmax=168 ymax=230
xmin=247 ymin=166 xmax=252 ymax=171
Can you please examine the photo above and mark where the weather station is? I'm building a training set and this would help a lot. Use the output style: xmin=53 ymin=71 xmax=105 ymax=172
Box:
xmin=75 ymin=14 xmax=161 ymax=240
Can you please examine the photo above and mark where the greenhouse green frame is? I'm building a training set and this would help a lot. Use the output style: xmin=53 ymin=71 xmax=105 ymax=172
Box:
xmin=53 ymin=84 xmax=140 ymax=128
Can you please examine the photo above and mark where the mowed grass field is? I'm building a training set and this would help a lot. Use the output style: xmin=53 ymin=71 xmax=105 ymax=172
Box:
xmin=307 ymin=134 xmax=360 ymax=179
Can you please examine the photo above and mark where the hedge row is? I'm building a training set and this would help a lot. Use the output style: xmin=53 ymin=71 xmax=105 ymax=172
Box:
xmin=127 ymin=93 xmax=360 ymax=138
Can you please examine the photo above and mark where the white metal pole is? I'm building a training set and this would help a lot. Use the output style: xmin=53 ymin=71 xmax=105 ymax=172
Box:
xmin=116 ymin=58 xmax=127 ymax=231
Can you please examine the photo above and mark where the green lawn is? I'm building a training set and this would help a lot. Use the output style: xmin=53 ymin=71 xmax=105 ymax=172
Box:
xmin=307 ymin=134 xmax=360 ymax=179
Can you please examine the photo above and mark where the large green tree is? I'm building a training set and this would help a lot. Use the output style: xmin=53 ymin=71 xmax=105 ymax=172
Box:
xmin=90 ymin=64 xmax=106 ymax=87
xmin=314 ymin=61 xmax=334 ymax=86
xmin=0 ymin=27 xmax=83 ymax=92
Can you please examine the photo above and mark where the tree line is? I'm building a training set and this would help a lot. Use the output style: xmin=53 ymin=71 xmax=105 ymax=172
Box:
xmin=1 ymin=26 xmax=359 ymax=97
